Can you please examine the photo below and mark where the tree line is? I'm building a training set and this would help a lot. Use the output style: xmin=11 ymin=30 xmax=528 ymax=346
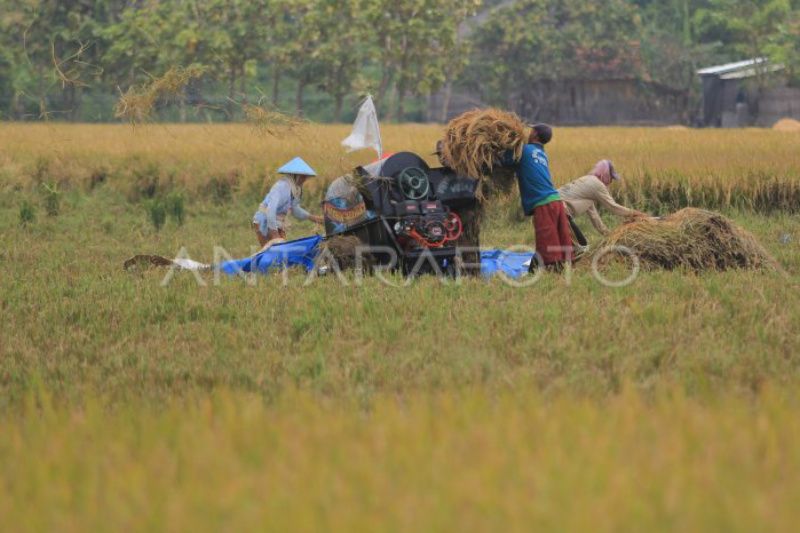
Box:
xmin=0 ymin=0 xmax=797 ymax=123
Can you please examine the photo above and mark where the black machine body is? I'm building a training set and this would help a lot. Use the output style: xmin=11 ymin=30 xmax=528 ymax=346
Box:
xmin=323 ymin=152 xmax=480 ymax=275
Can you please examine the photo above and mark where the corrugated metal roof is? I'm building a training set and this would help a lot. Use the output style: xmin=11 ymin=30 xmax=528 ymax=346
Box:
xmin=697 ymin=58 xmax=772 ymax=76
xmin=720 ymin=63 xmax=784 ymax=80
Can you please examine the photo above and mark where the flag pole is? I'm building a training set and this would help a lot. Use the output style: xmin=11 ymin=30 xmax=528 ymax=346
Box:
xmin=370 ymin=95 xmax=382 ymax=160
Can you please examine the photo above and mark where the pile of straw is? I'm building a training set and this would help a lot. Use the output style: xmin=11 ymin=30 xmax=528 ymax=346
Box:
xmin=316 ymin=235 xmax=371 ymax=272
xmin=773 ymin=118 xmax=800 ymax=132
xmin=590 ymin=208 xmax=776 ymax=272
xmin=441 ymin=108 xmax=528 ymax=183
xmin=115 ymin=65 xmax=205 ymax=124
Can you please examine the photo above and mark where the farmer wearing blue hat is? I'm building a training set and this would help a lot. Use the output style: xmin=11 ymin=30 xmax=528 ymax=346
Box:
xmin=252 ymin=157 xmax=324 ymax=247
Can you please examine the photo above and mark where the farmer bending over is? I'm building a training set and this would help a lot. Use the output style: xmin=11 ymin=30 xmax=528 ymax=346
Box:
xmin=559 ymin=160 xmax=648 ymax=236
xmin=252 ymin=157 xmax=323 ymax=247
xmin=502 ymin=124 xmax=573 ymax=272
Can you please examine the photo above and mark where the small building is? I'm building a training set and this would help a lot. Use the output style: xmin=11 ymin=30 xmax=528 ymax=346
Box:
xmin=697 ymin=58 xmax=800 ymax=128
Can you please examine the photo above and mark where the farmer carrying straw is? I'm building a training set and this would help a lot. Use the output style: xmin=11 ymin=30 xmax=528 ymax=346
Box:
xmin=501 ymin=124 xmax=573 ymax=272
xmin=559 ymin=160 xmax=648 ymax=236
xmin=252 ymin=157 xmax=324 ymax=247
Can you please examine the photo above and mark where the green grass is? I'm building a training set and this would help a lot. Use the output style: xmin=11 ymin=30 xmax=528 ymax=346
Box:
xmin=2 ymin=185 xmax=798 ymax=404
xmin=1 ymin=125 xmax=800 ymax=530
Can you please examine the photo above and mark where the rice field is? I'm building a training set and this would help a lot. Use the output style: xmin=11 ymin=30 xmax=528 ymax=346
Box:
xmin=1 ymin=123 xmax=800 ymax=531
xmin=4 ymin=389 xmax=800 ymax=532
xmin=2 ymin=123 xmax=799 ymax=211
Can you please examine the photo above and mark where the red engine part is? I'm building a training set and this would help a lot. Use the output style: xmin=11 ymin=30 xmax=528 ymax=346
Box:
xmin=443 ymin=212 xmax=463 ymax=242
xmin=401 ymin=212 xmax=463 ymax=249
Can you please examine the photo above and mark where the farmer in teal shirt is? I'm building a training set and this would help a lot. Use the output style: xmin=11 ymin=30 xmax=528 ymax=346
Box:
xmin=502 ymin=124 xmax=573 ymax=272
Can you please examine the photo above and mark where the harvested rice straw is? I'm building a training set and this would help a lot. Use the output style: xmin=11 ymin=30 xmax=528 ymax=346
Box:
xmin=316 ymin=235 xmax=371 ymax=272
xmin=588 ymin=208 xmax=777 ymax=272
xmin=115 ymin=65 xmax=205 ymax=124
xmin=441 ymin=108 xmax=529 ymax=194
xmin=773 ymin=118 xmax=800 ymax=132
xmin=242 ymin=103 xmax=307 ymax=137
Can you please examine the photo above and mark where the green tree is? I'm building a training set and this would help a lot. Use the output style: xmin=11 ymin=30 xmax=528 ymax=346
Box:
xmin=314 ymin=0 xmax=370 ymax=121
xmin=1 ymin=0 xmax=101 ymax=119
xmin=99 ymin=0 xmax=271 ymax=121
xmin=197 ymin=0 xmax=270 ymax=118
xmin=635 ymin=0 xmax=724 ymax=121
xmin=98 ymin=1 xmax=169 ymax=89
xmin=262 ymin=0 xmax=295 ymax=107
xmin=365 ymin=0 xmax=479 ymax=121
xmin=694 ymin=0 xmax=791 ymax=60
xmin=693 ymin=0 xmax=793 ymax=100
xmin=1 ymin=0 xmax=796 ymax=124
xmin=466 ymin=0 xmax=643 ymax=118
xmin=436 ymin=0 xmax=482 ymax=122
xmin=766 ymin=5 xmax=800 ymax=84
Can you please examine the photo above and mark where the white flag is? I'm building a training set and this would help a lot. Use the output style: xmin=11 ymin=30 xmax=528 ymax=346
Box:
xmin=341 ymin=95 xmax=382 ymax=158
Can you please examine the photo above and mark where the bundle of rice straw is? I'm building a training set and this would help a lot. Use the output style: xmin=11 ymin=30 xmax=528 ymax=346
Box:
xmin=589 ymin=208 xmax=776 ymax=272
xmin=316 ymin=235 xmax=371 ymax=272
xmin=441 ymin=108 xmax=528 ymax=185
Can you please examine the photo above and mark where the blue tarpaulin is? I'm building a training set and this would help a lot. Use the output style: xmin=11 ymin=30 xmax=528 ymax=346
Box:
xmin=479 ymin=250 xmax=535 ymax=279
xmin=219 ymin=235 xmax=323 ymax=275
xmin=218 ymin=234 xmax=533 ymax=279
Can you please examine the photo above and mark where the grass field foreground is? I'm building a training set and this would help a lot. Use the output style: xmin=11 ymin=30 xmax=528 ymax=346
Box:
xmin=2 ymin=388 xmax=800 ymax=532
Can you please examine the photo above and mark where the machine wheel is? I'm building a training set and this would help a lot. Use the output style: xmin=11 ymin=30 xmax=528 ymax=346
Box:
xmin=397 ymin=167 xmax=430 ymax=200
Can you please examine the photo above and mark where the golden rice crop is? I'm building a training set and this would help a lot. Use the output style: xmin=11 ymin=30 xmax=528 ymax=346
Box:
xmin=1 ymin=124 xmax=799 ymax=211
xmin=2 ymin=123 xmax=800 ymax=531
xmin=2 ymin=388 xmax=800 ymax=531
